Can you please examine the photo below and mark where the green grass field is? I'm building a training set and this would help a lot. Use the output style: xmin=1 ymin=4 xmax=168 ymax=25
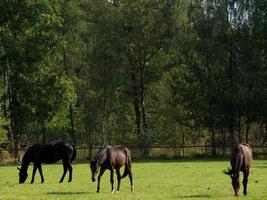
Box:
xmin=0 ymin=160 xmax=267 ymax=200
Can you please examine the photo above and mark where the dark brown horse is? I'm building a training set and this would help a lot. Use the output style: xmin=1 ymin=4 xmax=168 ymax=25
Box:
xmin=17 ymin=142 xmax=76 ymax=184
xmin=223 ymin=143 xmax=253 ymax=196
xmin=90 ymin=145 xmax=133 ymax=193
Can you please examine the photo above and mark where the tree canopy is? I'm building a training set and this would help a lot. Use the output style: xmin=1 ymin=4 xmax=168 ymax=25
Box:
xmin=0 ymin=0 xmax=267 ymax=158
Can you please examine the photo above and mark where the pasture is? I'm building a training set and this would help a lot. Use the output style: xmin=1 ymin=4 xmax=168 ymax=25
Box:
xmin=1 ymin=160 xmax=267 ymax=200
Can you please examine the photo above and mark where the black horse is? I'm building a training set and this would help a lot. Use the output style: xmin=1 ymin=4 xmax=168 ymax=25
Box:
xmin=223 ymin=143 xmax=253 ymax=196
xmin=90 ymin=145 xmax=133 ymax=193
xmin=17 ymin=142 xmax=76 ymax=184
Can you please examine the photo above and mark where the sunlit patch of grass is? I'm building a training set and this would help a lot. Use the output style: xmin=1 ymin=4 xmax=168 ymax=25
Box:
xmin=0 ymin=160 xmax=267 ymax=200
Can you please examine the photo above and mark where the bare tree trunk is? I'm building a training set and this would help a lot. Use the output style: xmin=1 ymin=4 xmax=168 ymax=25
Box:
xmin=6 ymin=57 xmax=19 ymax=160
xmin=245 ymin=122 xmax=250 ymax=143
xmin=141 ymin=102 xmax=149 ymax=157
xmin=3 ymin=56 xmax=13 ymax=143
xmin=140 ymin=63 xmax=149 ymax=157
xmin=182 ymin=132 xmax=185 ymax=157
xmin=132 ymin=67 xmax=142 ymax=146
xmin=211 ymin=127 xmax=216 ymax=156
xmin=13 ymin=128 xmax=20 ymax=161
xmin=86 ymin=127 xmax=93 ymax=160
xmin=42 ymin=124 xmax=46 ymax=144
xmin=69 ymin=104 xmax=76 ymax=145
xmin=205 ymin=58 xmax=216 ymax=156
xmin=221 ymin=129 xmax=226 ymax=156
xmin=101 ymin=89 xmax=107 ymax=146
xmin=238 ymin=108 xmax=242 ymax=143
xmin=229 ymin=43 xmax=236 ymax=147
xmin=61 ymin=6 xmax=76 ymax=145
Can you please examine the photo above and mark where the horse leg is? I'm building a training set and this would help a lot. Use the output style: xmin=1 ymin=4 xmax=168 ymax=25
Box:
xmin=97 ymin=168 xmax=105 ymax=193
xmin=110 ymin=167 xmax=115 ymax=193
xmin=116 ymin=168 xmax=121 ymax=192
xmin=59 ymin=161 xmax=68 ymax=183
xmin=30 ymin=164 xmax=37 ymax=184
xmin=37 ymin=164 xmax=44 ymax=183
xmin=67 ymin=162 xmax=73 ymax=182
xmin=128 ymin=167 xmax=134 ymax=192
xmin=243 ymin=170 xmax=249 ymax=195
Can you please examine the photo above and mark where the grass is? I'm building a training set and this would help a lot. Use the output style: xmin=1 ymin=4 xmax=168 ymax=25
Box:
xmin=0 ymin=160 xmax=267 ymax=200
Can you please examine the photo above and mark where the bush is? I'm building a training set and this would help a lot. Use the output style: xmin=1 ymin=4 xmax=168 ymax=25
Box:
xmin=0 ymin=149 xmax=12 ymax=164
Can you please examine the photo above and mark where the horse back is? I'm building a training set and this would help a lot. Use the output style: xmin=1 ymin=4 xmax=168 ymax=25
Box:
xmin=25 ymin=142 xmax=73 ymax=164
xmin=113 ymin=145 xmax=130 ymax=167
xmin=240 ymin=143 xmax=253 ymax=168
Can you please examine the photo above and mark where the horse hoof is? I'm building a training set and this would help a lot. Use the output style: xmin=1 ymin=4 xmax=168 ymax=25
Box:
xmin=131 ymin=186 xmax=134 ymax=192
xmin=111 ymin=190 xmax=115 ymax=194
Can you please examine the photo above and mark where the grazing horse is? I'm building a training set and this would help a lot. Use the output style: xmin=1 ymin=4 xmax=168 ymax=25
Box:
xmin=90 ymin=145 xmax=133 ymax=193
xmin=17 ymin=142 xmax=76 ymax=184
xmin=223 ymin=143 xmax=253 ymax=196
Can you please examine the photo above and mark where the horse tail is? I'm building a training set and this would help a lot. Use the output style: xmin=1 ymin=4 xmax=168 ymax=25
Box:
xmin=71 ymin=144 xmax=77 ymax=163
xmin=121 ymin=148 xmax=131 ymax=179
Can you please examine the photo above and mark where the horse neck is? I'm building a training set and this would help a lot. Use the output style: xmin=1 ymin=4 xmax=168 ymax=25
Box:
xmin=96 ymin=148 xmax=108 ymax=165
xmin=21 ymin=153 xmax=30 ymax=172
xmin=232 ymin=154 xmax=242 ymax=179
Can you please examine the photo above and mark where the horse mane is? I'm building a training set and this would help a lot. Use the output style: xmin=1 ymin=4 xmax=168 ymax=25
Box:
xmin=241 ymin=143 xmax=252 ymax=150
xmin=95 ymin=146 xmax=110 ymax=165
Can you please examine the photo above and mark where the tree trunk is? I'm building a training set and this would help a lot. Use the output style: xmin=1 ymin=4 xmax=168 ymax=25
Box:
xmin=101 ymin=90 xmax=107 ymax=146
xmin=69 ymin=105 xmax=76 ymax=145
xmin=13 ymin=129 xmax=20 ymax=161
xmin=182 ymin=132 xmax=185 ymax=157
xmin=229 ymin=43 xmax=235 ymax=147
xmin=88 ymin=143 xmax=93 ymax=161
xmin=42 ymin=124 xmax=47 ymax=144
xmin=245 ymin=122 xmax=250 ymax=143
xmin=132 ymin=67 xmax=142 ymax=146
xmin=211 ymin=127 xmax=216 ymax=156
xmin=238 ymin=108 xmax=242 ymax=143
xmin=7 ymin=58 xmax=19 ymax=160
xmin=86 ymin=127 xmax=93 ymax=160
xmin=140 ymin=62 xmax=149 ymax=157
xmin=3 ymin=56 xmax=13 ymax=143
xmin=61 ymin=11 xmax=77 ymax=145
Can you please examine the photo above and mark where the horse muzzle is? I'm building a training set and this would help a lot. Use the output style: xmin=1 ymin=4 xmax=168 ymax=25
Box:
xmin=92 ymin=177 xmax=96 ymax=182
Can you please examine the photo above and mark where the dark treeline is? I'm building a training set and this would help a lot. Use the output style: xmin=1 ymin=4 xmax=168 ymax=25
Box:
xmin=0 ymin=0 xmax=266 ymax=159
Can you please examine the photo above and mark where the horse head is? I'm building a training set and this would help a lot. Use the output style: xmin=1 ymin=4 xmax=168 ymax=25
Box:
xmin=223 ymin=168 xmax=240 ymax=196
xmin=90 ymin=160 xmax=100 ymax=182
xmin=17 ymin=167 xmax=28 ymax=184
xmin=231 ymin=176 xmax=240 ymax=196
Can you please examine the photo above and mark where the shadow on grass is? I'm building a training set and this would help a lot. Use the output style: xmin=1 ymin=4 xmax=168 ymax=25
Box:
xmin=134 ymin=158 xmax=229 ymax=163
xmin=253 ymin=165 xmax=267 ymax=169
xmin=179 ymin=194 xmax=211 ymax=198
xmin=46 ymin=191 xmax=92 ymax=195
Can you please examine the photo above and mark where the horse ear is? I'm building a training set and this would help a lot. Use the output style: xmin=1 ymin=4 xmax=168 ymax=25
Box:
xmin=17 ymin=167 xmax=21 ymax=171
xmin=222 ymin=168 xmax=232 ymax=176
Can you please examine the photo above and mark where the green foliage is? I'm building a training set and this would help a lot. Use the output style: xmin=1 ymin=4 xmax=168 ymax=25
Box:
xmin=0 ymin=117 xmax=7 ymax=144
xmin=0 ymin=0 xmax=267 ymax=152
